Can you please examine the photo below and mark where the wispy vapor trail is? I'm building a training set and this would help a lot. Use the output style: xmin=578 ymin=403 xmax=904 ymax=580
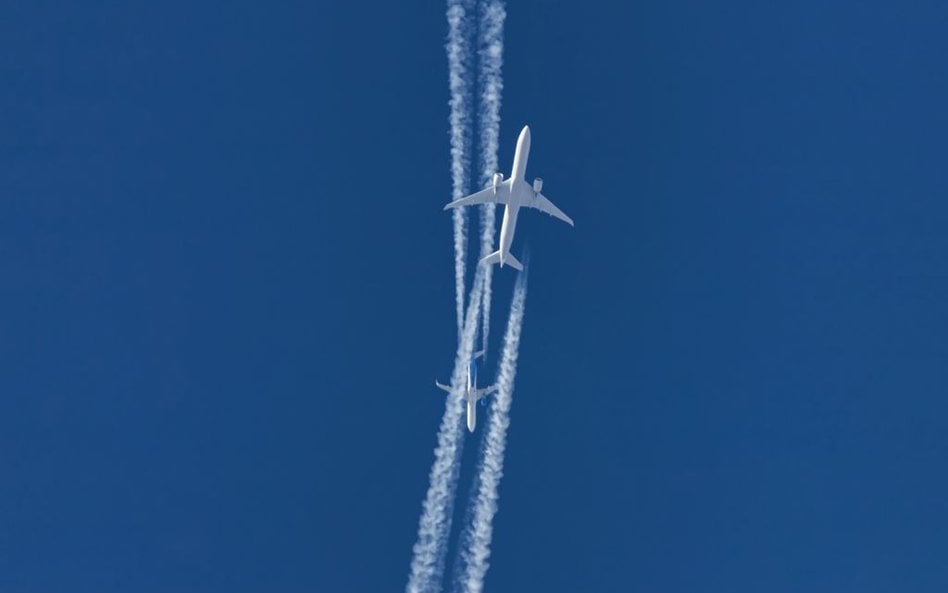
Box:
xmin=476 ymin=0 xmax=506 ymax=357
xmin=407 ymin=269 xmax=487 ymax=593
xmin=456 ymin=268 xmax=528 ymax=593
xmin=476 ymin=0 xmax=505 ymax=187
xmin=446 ymin=0 xmax=475 ymax=337
xmin=409 ymin=4 xmax=509 ymax=592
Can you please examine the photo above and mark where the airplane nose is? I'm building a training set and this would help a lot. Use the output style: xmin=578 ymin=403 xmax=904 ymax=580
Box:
xmin=521 ymin=125 xmax=530 ymax=139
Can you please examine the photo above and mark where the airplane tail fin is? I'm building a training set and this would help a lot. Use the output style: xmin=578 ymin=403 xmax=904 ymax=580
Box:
xmin=480 ymin=250 xmax=524 ymax=271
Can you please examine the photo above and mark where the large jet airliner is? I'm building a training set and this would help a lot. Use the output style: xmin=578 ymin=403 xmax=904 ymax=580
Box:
xmin=444 ymin=125 xmax=573 ymax=271
xmin=435 ymin=351 xmax=496 ymax=432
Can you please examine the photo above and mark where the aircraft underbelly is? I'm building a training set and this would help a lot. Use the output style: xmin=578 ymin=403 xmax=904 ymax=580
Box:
xmin=467 ymin=399 xmax=476 ymax=432
xmin=500 ymin=204 xmax=520 ymax=255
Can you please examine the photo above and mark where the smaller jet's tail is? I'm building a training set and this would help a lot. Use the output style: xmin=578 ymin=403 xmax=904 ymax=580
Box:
xmin=480 ymin=250 xmax=523 ymax=271
xmin=435 ymin=381 xmax=452 ymax=393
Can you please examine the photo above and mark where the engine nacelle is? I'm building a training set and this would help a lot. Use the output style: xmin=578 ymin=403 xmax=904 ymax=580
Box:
xmin=492 ymin=172 xmax=504 ymax=192
xmin=533 ymin=177 xmax=543 ymax=193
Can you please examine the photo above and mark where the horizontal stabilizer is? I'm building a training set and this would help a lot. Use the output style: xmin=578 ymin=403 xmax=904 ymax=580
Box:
xmin=474 ymin=385 xmax=497 ymax=401
xmin=480 ymin=250 xmax=523 ymax=271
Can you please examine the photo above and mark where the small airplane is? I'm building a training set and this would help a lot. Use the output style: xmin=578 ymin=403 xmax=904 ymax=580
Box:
xmin=444 ymin=125 xmax=573 ymax=271
xmin=436 ymin=350 xmax=497 ymax=432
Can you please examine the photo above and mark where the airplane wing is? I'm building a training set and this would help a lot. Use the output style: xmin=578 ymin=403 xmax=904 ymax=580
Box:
xmin=531 ymin=192 xmax=574 ymax=226
xmin=473 ymin=385 xmax=497 ymax=401
xmin=435 ymin=381 xmax=452 ymax=393
xmin=444 ymin=180 xmax=512 ymax=210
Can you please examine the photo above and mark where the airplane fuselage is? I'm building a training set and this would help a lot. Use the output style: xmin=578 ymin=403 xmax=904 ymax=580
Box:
xmin=466 ymin=398 xmax=477 ymax=433
xmin=511 ymin=124 xmax=531 ymax=182
xmin=498 ymin=126 xmax=532 ymax=268
xmin=464 ymin=359 xmax=478 ymax=432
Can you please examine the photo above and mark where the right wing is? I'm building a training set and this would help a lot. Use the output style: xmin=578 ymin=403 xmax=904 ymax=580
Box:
xmin=444 ymin=180 xmax=512 ymax=210
xmin=473 ymin=385 xmax=497 ymax=401
xmin=531 ymin=192 xmax=574 ymax=226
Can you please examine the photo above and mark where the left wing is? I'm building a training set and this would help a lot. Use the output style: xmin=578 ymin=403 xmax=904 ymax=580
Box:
xmin=444 ymin=180 xmax=512 ymax=210
xmin=531 ymin=192 xmax=574 ymax=226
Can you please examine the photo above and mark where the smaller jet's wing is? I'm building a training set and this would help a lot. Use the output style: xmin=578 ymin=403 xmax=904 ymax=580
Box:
xmin=532 ymin=192 xmax=574 ymax=226
xmin=435 ymin=381 xmax=452 ymax=393
xmin=444 ymin=180 xmax=512 ymax=210
xmin=473 ymin=385 xmax=497 ymax=401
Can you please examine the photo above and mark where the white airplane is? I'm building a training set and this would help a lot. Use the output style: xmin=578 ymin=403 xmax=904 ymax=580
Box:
xmin=435 ymin=350 xmax=496 ymax=432
xmin=444 ymin=125 xmax=573 ymax=271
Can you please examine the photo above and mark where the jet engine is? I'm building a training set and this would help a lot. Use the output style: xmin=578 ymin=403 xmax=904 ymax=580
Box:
xmin=533 ymin=177 xmax=543 ymax=193
xmin=480 ymin=398 xmax=488 ymax=406
xmin=492 ymin=172 xmax=504 ymax=192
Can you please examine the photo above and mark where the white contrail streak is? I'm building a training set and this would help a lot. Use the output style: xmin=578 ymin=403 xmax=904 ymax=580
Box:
xmin=476 ymin=0 xmax=506 ymax=357
xmin=407 ymin=269 xmax=487 ymax=593
xmin=409 ymin=4 xmax=508 ymax=592
xmin=446 ymin=0 xmax=475 ymax=337
xmin=452 ymin=208 xmax=468 ymax=341
xmin=456 ymin=269 xmax=528 ymax=593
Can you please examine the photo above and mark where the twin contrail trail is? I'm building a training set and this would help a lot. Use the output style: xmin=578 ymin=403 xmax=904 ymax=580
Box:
xmin=409 ymin=2 xmax=513 ymax=592
xmin=446 ymin=0 xmax=474 ymax=337
xmin=456 ymin=6 xmax=511 ymax=589
xmin=476 ymin=0 xmax=506 ymax=357
xmin=455 ymin=269 xmax=527 ymax=593
xmin=407 ymin=270 xmax=487 ymax=593
xmin=407 ymin=6 xmax=479 ymax=589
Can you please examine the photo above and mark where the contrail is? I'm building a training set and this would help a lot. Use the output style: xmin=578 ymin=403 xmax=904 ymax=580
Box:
xmin=455 ymin=268 xmax=528 ymax=593
xmin=409 ymin=4 xmax=508 ymax=592
xmin=407 ymin=269 xmax=487 ymax=593
xmin=476 ymin=0 xmax=506 ymax=357
xmin=446 ymin=0 xmax=475 ymax=337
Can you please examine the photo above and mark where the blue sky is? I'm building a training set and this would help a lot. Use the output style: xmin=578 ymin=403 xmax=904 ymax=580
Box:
xmin=2 ymin=1 xmax=948 ymax=591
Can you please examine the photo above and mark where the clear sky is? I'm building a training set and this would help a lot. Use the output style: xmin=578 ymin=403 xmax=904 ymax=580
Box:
xmin=2 ymin=1 xmax=948 ymax=592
